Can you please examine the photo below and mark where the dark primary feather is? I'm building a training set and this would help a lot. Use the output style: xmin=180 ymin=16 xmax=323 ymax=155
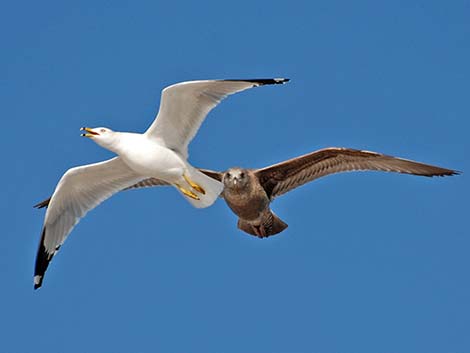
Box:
xmin=34 ymin=226 xmax=56 ymax=289
xmin=222 ymin=78 xmax=290 ymax=85
xmin=255 ymin=147 xmax=459 ymax=199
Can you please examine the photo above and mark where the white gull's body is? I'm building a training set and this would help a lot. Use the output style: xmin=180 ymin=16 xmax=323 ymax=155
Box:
xmin=33 ymin=78 xmax=290 ymax=289
xmin=109 ymin=132 xmax=186 ymax=180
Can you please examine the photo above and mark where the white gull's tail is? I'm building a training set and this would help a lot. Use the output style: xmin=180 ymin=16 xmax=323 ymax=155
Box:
xmin=179 ymin=166 xmax=223 ymax=208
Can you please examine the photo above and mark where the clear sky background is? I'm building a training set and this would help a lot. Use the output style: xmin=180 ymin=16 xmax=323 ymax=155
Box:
xmin=1 ymin=1 xmax=468 ymax=352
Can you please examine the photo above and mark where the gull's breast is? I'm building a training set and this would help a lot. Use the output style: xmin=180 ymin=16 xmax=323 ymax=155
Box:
xmin=119 ymin=137 xmax=185 ymax=180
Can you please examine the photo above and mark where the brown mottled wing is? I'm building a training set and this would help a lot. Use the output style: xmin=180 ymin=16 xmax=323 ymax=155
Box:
xmin=255 ymin=147 xmax=459 ymax=199
xmin=34 ymin=178 xmax=170 ymax=209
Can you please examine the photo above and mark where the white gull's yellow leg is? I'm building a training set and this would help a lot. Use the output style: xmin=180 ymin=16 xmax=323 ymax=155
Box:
xmin=175 ymin=183 xmax=200 ymax=200
xmin=183 ymin=174 xmax=206 ymax=195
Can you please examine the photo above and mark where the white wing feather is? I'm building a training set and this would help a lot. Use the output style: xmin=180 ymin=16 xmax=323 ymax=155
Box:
xmin=34 ymin=157 xmax=143 ymax=289
xmin=145 ymin=79 xmax=287 ymax=158
xmin=41 ymin=157 xmax=141 ymax=252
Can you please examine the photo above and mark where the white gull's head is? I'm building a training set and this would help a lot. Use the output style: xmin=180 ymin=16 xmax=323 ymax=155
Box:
xmin=80 ymin=127 xmax=120 ymax=150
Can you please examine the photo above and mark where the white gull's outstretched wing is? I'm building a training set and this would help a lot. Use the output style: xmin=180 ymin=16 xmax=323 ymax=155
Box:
xmin=34 ymin=157 xmax=142 ymax=289
xmin=145 ymin=78 xmax=289 ymax=158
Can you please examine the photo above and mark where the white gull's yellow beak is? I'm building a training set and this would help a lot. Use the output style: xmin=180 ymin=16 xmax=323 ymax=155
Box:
xmin=80 ymin=127 xmax=99 ymax=138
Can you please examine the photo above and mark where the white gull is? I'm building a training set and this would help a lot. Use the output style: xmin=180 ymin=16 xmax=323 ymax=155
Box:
xmin=33 ymin=78 xmax=289 ymax=289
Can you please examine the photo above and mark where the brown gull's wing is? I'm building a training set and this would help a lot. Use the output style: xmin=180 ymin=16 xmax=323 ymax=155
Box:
xmin=255 ymin=147 xmax=459 ymax=199
xmin=198 ymin=169 xmax=224 ymax=182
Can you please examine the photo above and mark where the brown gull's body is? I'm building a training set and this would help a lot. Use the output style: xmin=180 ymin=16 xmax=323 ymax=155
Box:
xmin=197 ymin=147 xmax=459 ymax=237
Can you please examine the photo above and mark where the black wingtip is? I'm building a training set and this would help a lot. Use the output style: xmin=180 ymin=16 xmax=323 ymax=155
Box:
xmin=224 ymin=78 xmax=290 ymax=85
xmin=34 ymin=277 xmax=43 ymax=290
xmin=34 ymin=227 xmax=53 ymax=290
xmin=33 ymin=197 xmax=51 ymax=209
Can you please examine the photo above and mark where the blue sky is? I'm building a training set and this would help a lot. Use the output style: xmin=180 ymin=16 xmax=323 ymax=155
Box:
xmin=1 ymin=1 xmax=468 ymax=352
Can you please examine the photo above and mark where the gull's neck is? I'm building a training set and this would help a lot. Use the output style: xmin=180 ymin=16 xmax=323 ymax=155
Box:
xmin=96 ymin=131 xmax=137 ymax=155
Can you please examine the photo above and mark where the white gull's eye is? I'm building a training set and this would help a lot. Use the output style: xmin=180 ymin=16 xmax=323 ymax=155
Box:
xmin=100 ymin=129 xmax=106 ymax=133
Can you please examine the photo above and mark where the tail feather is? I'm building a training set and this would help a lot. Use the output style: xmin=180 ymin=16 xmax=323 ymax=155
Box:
xmin=237 ymin=219 xmax=259 ymax=236
xmin=179 ymin=167 xmax=223 ymax=208
xmin=269 ymin=212 xmax=288 ymax=235
xmin=238 ymin=211 xmax=288 ymax=238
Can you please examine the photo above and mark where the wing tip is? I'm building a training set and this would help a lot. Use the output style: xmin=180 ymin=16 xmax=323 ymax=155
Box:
xmin=34 ymin=275 xmax=43 ymax=290
xmin=223 ymin=78 xmax=290 ymax=85
xmin=434 ymin=169 xmax=461 ymax=177
xmin=34 ymin=227 xmax=54 ymax=290
xmin=335 ymin=148 xmax=462 ymax=178
xmin=270 ymin=78 xmax=290 ymax=84
xmin=33 ymin=197 xmax=51 ymax=209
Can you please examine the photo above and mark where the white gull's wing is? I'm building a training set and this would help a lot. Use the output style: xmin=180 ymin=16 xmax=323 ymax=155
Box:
xmin=33 ymin=179 xmax=170 ymax=209
xmin=34 ymin=157 xmax=142 ymax=289
xmin=145 ymin=78 xmax=289 ymax=158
